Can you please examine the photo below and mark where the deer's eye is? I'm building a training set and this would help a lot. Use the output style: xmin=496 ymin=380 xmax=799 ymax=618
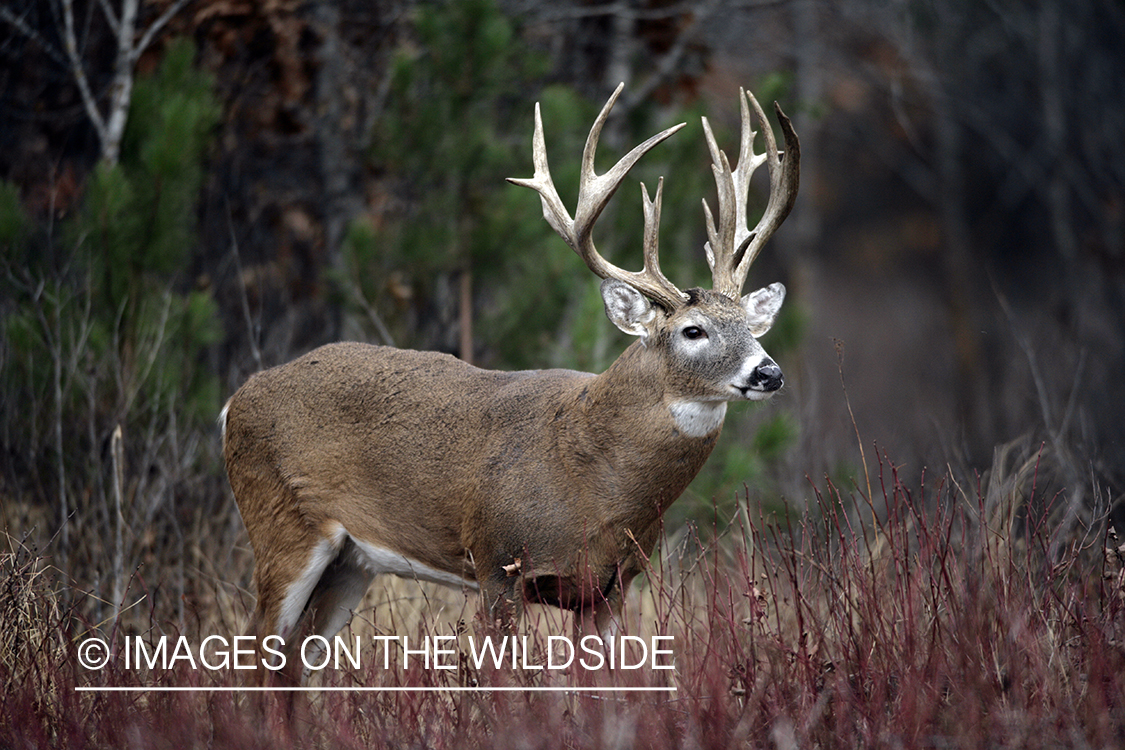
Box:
xmin=682 ymin=326 xmax=707 ymax=340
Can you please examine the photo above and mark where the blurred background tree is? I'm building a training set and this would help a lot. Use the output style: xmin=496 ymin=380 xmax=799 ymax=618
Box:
xmin=1 ymin=36 xmax=224 ymax=626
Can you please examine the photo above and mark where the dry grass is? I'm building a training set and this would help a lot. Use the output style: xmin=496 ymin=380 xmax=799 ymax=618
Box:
xmin=1 ymin=440 xmax=1123 ymax=748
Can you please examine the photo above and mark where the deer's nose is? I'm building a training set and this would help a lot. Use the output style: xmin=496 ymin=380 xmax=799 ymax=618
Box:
xmin=750 ymin=361 xmax=783 ymax=392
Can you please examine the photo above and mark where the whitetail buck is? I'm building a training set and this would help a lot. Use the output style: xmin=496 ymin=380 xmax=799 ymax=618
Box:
xmin=222 ymin=84 xmax=798 ymax=674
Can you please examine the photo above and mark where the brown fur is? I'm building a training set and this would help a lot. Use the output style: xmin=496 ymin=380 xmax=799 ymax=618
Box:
xmin=224 ymin=334 xmax=723 ymax=649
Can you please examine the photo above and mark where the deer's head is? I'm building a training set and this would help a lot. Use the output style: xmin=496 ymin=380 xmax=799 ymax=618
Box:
xmin=509 ymin=85 xmax=799 ymax=419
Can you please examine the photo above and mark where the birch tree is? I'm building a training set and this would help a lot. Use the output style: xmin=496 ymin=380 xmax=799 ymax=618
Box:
xmin=1 ymin=0 xmax=192 ymax=165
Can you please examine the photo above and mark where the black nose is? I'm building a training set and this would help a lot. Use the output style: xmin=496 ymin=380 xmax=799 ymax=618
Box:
xmin=751 ymin=361 xmax=783 ymax=392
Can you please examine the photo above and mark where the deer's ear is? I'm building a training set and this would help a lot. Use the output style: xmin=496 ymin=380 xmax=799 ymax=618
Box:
xmin=602 ymin=279 xmax=658 ymax=338
xmin=742 ymin=282 xmax=785 ymax=337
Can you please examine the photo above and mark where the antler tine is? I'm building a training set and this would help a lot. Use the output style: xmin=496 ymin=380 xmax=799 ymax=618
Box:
xmin=508 ymin=84 xmax=689 ymax=311
xmin=703 ymin=88 xmax=800 ymax=300
xmin=640 ymin=178 xmax=681 ymax=300
xmin=505 ymin=102 xmax=575 ymax=248
xmin=701 ymin=90 xmax=765 ymax=282
xmin=700 ymin=125 xmax=736 ymax=276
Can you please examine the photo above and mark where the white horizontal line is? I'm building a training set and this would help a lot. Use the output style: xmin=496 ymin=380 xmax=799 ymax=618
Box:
xmin=76 ymin=686 xmax=676 ymax=693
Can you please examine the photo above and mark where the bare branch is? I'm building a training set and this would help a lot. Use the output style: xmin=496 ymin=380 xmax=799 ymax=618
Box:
xmin=0 ymin=5 xmax=68 ymax=67
xmin=227 ymin=209 xmax=265 ymax=369
xmin=133 ymin=0 xmax=192 ymax=61
xmin=97 ymin=0 xmax=120 ymax=35
xmin=59 ymin=0 xmax=109 ymax=146
xmin=620 ymin=0 xmax=720 ymax=113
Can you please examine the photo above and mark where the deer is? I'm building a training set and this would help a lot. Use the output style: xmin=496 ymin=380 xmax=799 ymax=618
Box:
xmin=221 ymin=84 xmax=799 ymax=678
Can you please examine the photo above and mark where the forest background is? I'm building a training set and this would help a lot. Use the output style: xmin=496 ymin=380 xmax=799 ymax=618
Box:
xmin=0 ymin=0 xmax=1123 ymax=670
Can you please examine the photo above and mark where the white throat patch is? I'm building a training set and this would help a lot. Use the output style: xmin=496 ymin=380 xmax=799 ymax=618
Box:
xmin=668 ymin=400 xmax=727 ymax=438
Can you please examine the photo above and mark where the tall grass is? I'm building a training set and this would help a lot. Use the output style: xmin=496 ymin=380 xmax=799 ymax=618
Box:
xmin=1 ymin=440 xmax=1122 ymax=748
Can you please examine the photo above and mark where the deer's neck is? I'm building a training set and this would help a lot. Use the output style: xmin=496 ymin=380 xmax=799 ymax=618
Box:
xmin=560 ymin=341 xmax=722 ymax=517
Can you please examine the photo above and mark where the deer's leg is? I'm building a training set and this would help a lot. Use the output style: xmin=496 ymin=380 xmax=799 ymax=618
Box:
xmin=295 ymin=542 xmax=374 ymax=675
xmin=245 ymin=516 xmax=347 ymax=683
xmin=479 ymin=568 xmax=523 ymax=633
xmin=576 ymin=595 xmax=621 ymax=640
xmin=574 ymin=569 xmax=626 ymax=640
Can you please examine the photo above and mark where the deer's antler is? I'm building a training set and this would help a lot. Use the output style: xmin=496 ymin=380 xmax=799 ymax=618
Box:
xmin=702 ymin=88 xmax=800 ymax=300
xmin=507 ymin=83 xmax=689 ymax=311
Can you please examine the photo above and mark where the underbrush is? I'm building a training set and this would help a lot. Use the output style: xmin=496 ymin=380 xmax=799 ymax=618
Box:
xmin=1 ymin=441 xmax=1122 ymax=749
